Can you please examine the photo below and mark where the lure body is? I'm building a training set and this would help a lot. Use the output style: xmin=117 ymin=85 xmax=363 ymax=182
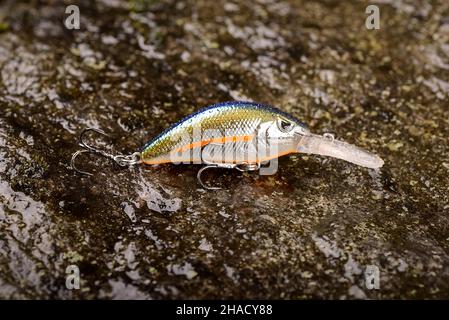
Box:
xmin=141 ymin=101 xmax=384 ymax=169
xmin=141 ymin=101 xmax=309 ymax=166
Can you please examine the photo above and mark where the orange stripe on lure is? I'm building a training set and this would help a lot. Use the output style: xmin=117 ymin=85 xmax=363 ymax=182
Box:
xmin=71 ymin=101 xmax=384 ymax=190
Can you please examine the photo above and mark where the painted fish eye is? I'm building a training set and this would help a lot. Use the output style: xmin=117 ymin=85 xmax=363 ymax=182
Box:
xmin=277 ymin=118 xmax=294 ymax=132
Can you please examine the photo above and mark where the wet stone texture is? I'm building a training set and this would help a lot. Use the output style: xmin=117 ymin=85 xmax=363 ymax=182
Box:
xmin=0 ymin=0 xmax=448 ymax=299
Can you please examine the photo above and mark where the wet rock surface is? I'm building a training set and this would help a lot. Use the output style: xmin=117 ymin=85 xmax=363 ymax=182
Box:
xmin=0 ymin=0 xmax=448 ymax=299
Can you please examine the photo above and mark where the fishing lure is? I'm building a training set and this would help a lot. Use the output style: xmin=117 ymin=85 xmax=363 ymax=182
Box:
xmin=71 ymin=101 xmax=384 ymax=189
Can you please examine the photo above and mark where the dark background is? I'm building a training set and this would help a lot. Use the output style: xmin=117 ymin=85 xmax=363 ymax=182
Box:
xmin=0 ymin=0 xmax=448 ymax=299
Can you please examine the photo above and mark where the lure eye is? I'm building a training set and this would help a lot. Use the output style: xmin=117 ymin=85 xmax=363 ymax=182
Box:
xmin=277 ymin=119 xmax=294 ymax=133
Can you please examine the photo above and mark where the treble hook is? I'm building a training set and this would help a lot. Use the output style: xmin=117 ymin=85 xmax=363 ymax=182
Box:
xmin=71 ymin=128 xmax=141 ymax=176
xmin=197 ymin=165 xmax=225 ymax=190
xmin=196 ymin=162 xmax=261 ymax=190
xmin=71 ymin=149 xmax=95 ymax=176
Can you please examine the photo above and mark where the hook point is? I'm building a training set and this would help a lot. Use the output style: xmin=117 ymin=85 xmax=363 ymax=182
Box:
xmin=71 ymin=149 xmax=94 ymax=176
xmin=197 ymin=165 xmax=222 ymax=190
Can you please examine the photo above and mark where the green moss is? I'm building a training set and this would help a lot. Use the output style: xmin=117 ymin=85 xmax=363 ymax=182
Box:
xmin=63 ymin=251 xmax=84 ymax=264
xmin=0 ymin=22 xmax=9 ymax=32
xmin=128 ymin=0 xmax=158 ymax=12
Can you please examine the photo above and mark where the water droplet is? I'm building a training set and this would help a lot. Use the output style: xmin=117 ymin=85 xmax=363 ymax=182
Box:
xmin=323 ymin=133 xmax=335 ymax=141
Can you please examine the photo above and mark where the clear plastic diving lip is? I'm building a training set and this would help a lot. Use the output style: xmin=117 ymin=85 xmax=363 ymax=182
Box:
xmin=297 ymin=133 xmax=384 ymax=169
